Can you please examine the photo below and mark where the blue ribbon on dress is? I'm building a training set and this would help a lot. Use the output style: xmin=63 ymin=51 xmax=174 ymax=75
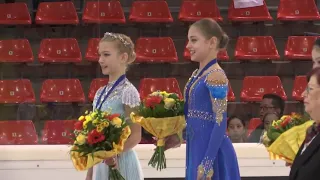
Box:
xmin=95 ymin=74 xmax=126 ymax=110
xmin=184 ymin=59 xmax=218 ymax=116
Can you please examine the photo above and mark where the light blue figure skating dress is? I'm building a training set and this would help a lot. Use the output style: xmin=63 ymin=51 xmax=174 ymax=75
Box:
xmin=93 ymin=78 xmax=144 ymax=180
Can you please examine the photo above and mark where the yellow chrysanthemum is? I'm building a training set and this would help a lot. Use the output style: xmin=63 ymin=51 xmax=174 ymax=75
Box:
xmin=164 ymin=97 xmax=175 ymax=109
xmin=112 ymin=117 xmax=122 ymax=128
xmin=83 ymin=120 xmax=90 ymax=129
xmin=76 ymin=134 xmax=86 ymax=145
xmin=160 ymin=91 xmax=170 ymax=98
xmin=85 ymin=115 xmax=92 ymax=121
xmin=113 ymin=142 xmax=124 ymax=152
xmin=92 ymin=119 xmax=99 ymax=124
xmin=151 ymin=91 xmax=161 ymax=96
xmin=122 ymin=126 xmax=131 ymax=137
xmin=96 ymin=125 xmax=104 ymax=132
xmin=78 ymin=116 xmax=85 ymax=121
xmin=291 ymin=113 xmax=301 ymax=119
xmin=101 ymin=121 xmax=109 ymax=128
xmin=91 ymin=112 xmax=97 ymax=118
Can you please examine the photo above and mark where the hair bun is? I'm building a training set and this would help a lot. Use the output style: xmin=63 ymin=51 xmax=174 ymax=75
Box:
xmin=219 ymin=33 xmax=229 ymax=49
xmin=128 ymin=51 xmax=136 ymax=64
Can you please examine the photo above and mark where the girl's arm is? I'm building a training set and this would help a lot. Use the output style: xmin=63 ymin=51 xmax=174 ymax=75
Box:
xmin=85 ymin=167 xmax=93 ymax=180
xmin=197 ymin=70 xmax=228 ymax=179
xmin=123 ymin=105 xmax=142 ymax=152
xmin=121 ymin=85 xmax=142 ymax=151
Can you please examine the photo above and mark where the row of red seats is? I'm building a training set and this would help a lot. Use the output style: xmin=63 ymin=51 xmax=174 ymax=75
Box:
xmin=0 ymin=36 xmax=318 ymax=63
xmin=0 ymin=76 xmax=306 ymax=104
xmin=0 ymin=0 xmax=319 ymax=25
xmin=0 ymin=120 xmax=154 ymax=145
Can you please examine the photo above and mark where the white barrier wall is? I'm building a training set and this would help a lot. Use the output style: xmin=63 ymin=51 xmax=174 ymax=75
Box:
xmin=0 ymin=143 xmax=289 ymax=180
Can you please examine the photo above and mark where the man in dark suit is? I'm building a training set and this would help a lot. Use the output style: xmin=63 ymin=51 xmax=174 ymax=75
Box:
xmin=248 ymin=94 xmax=285 ymax=142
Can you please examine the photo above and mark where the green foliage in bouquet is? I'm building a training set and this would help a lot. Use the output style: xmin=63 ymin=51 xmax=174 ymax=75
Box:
xmin=265 ymin=113 xmax=311 ymax=146
xmin=138 ymin=91 xmax=185 ymax=118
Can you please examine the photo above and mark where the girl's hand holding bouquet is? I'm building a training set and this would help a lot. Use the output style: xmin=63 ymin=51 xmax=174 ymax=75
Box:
xmin=130 ymin=91 xmax=186 ymax=171
xmin=70 ymin=110 xmax=131 ymax=180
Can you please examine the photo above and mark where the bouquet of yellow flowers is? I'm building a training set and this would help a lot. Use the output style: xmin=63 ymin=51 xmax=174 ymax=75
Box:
xmin=263 ymin=113 xmax=313 ymax=163
xmin=130 ymin=91 xmax=186 ymax=171
xmin=70 ymin=110 xmax=131 ymax=180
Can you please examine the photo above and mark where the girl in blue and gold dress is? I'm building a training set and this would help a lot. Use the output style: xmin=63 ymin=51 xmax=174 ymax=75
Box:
xmin=85 ymin=32 xmax=143 ymax=180
xmin=184 ymin=18 xmax=240 ymax=180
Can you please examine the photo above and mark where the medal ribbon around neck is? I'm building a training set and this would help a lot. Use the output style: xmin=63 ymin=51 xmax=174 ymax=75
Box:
xmin=184 ymin=59 xmax=218 ymax=115
xmin=95 ymin=74 xmax=126 ymax=110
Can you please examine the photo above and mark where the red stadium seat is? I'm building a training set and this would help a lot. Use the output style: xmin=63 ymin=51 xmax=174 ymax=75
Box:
xmin=277 ymin=0 xmax=320 ymax=21
xmin=35 ymin=1 xmax=79 ymax=25
xmin=129 ymin=1 xmax=173 ymax=23
xmin=178 ymin=0 xmax=223 ymax=22
xmin=38 ymin=38 xmax=81 ymax=63
xmin=228 ymin=0 xmax=272 ymax=22
xmin=88 ymin=78 xmax=109 ymax=102
xmin=247 ymin=118 xmax=262 ymax=136
xmin=0 ymin=120 xmax=38 ymax=145
xmin=228 ymin=83 xmax=236 ymax=102
xmin=235 ymin=36 xmax=280 ymax=61
xmin=183 ymin=41 xmax=229 ymax=61
xmin=0 ymin=3 xmax=31 ymax=25
xmin=41 ymin=120 xmax=76 ymax=144
xmin=82 ymin=1 xmax=125 ymax=24
xmin=0 ymin=39 xmax=33 ymax=63
xmin=139 ymin=78 xmax=182 ymax=100
xmin=40 ymin=79 xmax=85 ymax=103
xmin=135 ymin=37 xmax=178 ymax=63
xmin=240 ymin=76 xmax=287 ymax=102
xmin=292 ymin=76 xmax=307 ymax=101
xmin=85 ymin=38 xmax=101 ymax=62
xmin=0 ymin=79 xmax=35 ymax=104
xmin=284 ymin=36 xmax=319 ymax=61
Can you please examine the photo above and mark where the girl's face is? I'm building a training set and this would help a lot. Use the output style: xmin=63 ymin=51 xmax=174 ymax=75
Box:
xmin=98 ymin=41 xmax=127 ymax=76
xmin=186 ymin=26 xmax=217 ymax=62
xmin=312 ymin=47 xmax=320 ymax=68
xmin=263 ymin=113 xmax=278 ymax=130
xmin=228 ymin=118 xmax=245 ymax=141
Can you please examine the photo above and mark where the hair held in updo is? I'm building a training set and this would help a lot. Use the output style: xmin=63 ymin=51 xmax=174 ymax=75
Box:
xmin=191 ymin=18 xmax=229 ymax=49
xmin=100 ymin=32 xmax=136 ymax=64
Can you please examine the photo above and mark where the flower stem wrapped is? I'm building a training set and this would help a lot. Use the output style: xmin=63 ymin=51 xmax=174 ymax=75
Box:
xmin=131 ymin=91 xmax=186 ymax=171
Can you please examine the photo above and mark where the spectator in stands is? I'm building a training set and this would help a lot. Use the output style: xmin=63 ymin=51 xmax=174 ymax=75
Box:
xmin=248 ymin=94 xmax=284 ymax=142
xmin=289 ymin=67 xmax=320 ymax=180
xmin=85 ymin=32 xmax=143 ymax=180
xmin=312 ymin=38 xmax=320 ymax=68
xmin=250 ymin=112 xmax=279 ymax=143
xmin=227 ymin=116 xmax=246 ymax=143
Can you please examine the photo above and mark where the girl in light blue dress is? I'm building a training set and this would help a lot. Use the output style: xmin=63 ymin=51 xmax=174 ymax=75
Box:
xmin=85 ymin=32 xmax=143 ymax=180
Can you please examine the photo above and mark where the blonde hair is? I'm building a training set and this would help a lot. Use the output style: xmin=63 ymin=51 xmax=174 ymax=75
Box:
xmin=191 ymin=18 xmax=229 ymax=49
xmin=100 ymin=32 xmax=136 ymax=64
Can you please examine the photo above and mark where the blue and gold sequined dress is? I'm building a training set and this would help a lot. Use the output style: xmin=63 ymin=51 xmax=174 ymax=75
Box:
xmin=185 ymin=68 xmax=240 ymax=180
xmin=93 ymin=78 xmax=144 ymax=180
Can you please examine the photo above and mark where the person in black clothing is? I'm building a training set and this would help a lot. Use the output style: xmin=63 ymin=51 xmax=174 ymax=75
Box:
xmin=248 ymin=94 xmax=285 ymax=142
xmin=289 ymin=67 xmax=320 ymax=180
